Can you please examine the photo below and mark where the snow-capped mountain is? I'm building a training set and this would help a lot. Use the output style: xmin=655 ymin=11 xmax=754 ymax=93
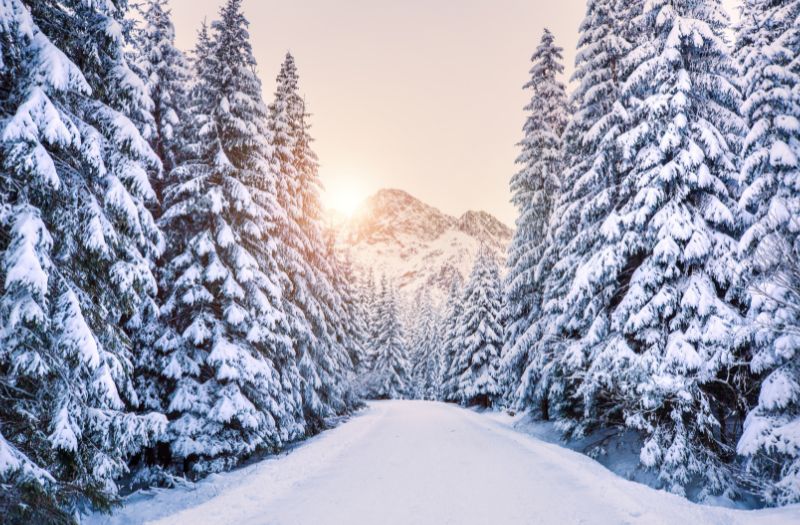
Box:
xmin=330 ymin=189 xmax=512 ymax=302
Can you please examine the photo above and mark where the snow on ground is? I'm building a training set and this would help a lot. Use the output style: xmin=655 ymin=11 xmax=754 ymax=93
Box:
xmin=87 ymin=401 xmax=800 ymax=525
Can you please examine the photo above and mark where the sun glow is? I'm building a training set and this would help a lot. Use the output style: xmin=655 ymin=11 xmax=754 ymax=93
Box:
xmin=324 ymin=183 xmax=366 ymax=217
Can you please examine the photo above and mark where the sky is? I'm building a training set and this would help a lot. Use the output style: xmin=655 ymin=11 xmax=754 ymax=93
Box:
xmin=169 ymin=0 xmax=740 ymax=226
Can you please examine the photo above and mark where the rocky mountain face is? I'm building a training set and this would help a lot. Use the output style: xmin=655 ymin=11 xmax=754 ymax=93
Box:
xmin=330 ymin=189 xmax=512 ymax=303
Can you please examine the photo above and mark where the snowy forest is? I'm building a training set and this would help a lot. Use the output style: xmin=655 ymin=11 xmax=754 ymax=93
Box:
xmin=1 ymin=0 xmax=799 ymax=523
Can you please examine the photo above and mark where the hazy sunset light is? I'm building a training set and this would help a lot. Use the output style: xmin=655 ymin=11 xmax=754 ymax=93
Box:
xmin=8 ymin=0 xmax=794 ymax=522
xmin=325 ymin=176 xmax=368 ymax=216
xmin=166 ymin=0 xmax=739 ymax=225
xmin=169 ymin=0 xmax=597 ymax=225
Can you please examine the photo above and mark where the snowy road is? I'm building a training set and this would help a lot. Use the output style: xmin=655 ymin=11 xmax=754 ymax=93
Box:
xmin=90 ymin=401 xmax=799 ymax=525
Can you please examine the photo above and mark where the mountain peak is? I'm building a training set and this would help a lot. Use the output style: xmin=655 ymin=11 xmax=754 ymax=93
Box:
xmin=332 ymin=188 xmax=511 ymax=301
xmin=456 ymin=210 xmax=512 ymax=245
xmin=371 ymin=188 xmax=418 ymax=201
xmin=350 ymin=188 xmax=455 ymax=244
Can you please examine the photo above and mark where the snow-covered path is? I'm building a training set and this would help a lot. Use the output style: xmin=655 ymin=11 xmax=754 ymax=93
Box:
xmin=90 ymin=401 xmax=799 ymax=525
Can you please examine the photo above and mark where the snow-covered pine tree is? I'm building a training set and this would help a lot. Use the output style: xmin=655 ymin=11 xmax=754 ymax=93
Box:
xmin=361 ymin=268 xmax=379 ymax=368
xmin=407 ymin=289 xmax=426 ymax=398
xmin=501 ymin=28 xmax=569 ymax=413
xmin=349 ymin=269 xmax=379 ymax=397
xmin=0 ymin=0 xmax=166 ymax=519
xmin=322 ymin=232 xmax=363 ymax=409
xmin=407 ymin=291 xmax=427 ymax=399
xmin=131 ymin=19 xmax=219 ymax=437
xmin=735 ymin=0 xmax=800 ymax=506
xmin=440 ymin=276 xmax=465 ymax=402
xmin=524 ymin=0 xmax=635 ymax=424
xmin=455 ymin=247 xmax=504 ymax=407
xmin=268 ymin=52 xmax=355 ymax=431
xmin=420 ymin=302 xmax=443 ymax=401
xmin=126 ymin=0 xmax=193 ymax=436
xmin=566 ymin=0 xmax=744 ymax=498
xmin=333 ymin=250 xmax=369 ymax=375
xmin=153 ymin=0 xmax=301 ymax=477
xmin=363 ymin=267 xmax=378 ymax=330
xmin=408 ymin=290 xmax=441 ymax=400
xmin=369 ymin=278 xmax=410 ymax=399
xmin=181 ymin=19 xmax=214 ymax=160
xmin=132 ymin=0 xmax=192 ymax=180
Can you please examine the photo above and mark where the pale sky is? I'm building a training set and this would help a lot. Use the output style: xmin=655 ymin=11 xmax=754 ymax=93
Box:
xmin=169 ymin=0 xmax=740 ymax=225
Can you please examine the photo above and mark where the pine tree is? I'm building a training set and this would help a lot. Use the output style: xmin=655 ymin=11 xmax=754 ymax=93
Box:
xmin=268 ymin=53 xmax=355 ymax=431
xmin=407 ymin=292 xmax=427 ymax=399
xmin=408 ymin=290 xmax=441 ymax=400
xmin=347 ymin=270 xmax=378 ymax=397
xmin=440 ymin=276 xmax=465 ymax=402
xmin=501 ymin=28 xmax=569 ymax=412
xmin=455 ymin=248 xmax=504 ymax=407
xmin=323 ymin=232 xmax=362 ymax=408
xmin=735 ymin=0 xmax=800 ymax=506
xmin=407 ymin=289 xmax=427 ymax=398
xmin=565 ymin=0 xmax=744 ymax=497
xmin=362 ymin=267 xmax=379 ymax=341
xmin=361 ymin=269 xmax=379 ymax=368
xmin=369 ymin=278 xmax=410 ymax=399
xmin=521 ymin=0 xmax=635 ymax=424
xmin=1 ymin=0 xmax=166 ymax=519
xmin=133 ymin=0 xmax=192 ymax=179
xmin=127 ymin=0 xmax=193 ymax=430
xmin=182 ymin=19 xmax=214 ymax=160
xmin=334 ymin=250 xmax=369 ymax=375
xmin=153 ymin=0 xmax=301 ymax=477
xmin=420 ymin=303 xmax=443 ymax=401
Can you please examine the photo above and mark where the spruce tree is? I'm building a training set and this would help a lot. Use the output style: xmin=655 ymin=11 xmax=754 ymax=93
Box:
xmin=127 ymin=0 xmax=194 ymax=428
xmin=0 ymin=0 xmax=165 ymax=519
xmin=735 ymin=0 xmax=800 ymax=506
xmin=361 ymin=269 xmax=379 ymax=368
xmin=502 ymin=30 xmax=570 ymax=408
xmin=455 ymin=248 xmax=504 ymax=407
xmin=420 ymin=303 xmax=443 ymax=401
xmin=408 ymin=290 xmax=441 ymax=400
xmin=369 ymin=278 xmax=410 ymax=399
xmin=566 ymin=0 xmax=744 ymax=497
xmin=323 ymin=232 xmax=362 ymax=408
xmin=334 ymin=250 xmax=369 ymax=375
xmin=133 ymin=0 xmax=192 ymax=179
xmin=523 ymin=0 xmax=635 ymax=424
xmin=268 ymin=53 xmax=355 ymax=430
xmin=153 ymin=0 xmax=300 ymax=477
xmin=407 ymin=293 xmax=426 ymax=400
xmin=440 ymin=277 xmax=465 ymax=402
xmin=408 ymin=289 xmax=427 ymax=398
xmin=363 ymin=268 xmax=379 ymax=343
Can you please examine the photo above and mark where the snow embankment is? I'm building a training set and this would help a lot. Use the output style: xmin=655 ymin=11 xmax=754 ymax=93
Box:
xmin=85 ymin=406 xmax=382 ymax=525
